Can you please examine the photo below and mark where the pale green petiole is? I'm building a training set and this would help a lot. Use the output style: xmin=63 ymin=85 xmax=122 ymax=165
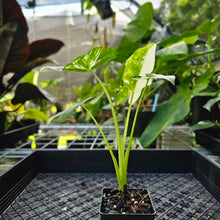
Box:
xmin=90 ymin=70 xmax=125 ymax=191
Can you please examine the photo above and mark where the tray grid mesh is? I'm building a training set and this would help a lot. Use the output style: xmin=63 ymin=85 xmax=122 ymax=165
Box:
xmin=0 ymin=125 xmax=195 ymax=158
xmin=1 ymin=172 xmax=220 ymax=220
xmin=0 ymin=125 xmax=195 ymax=176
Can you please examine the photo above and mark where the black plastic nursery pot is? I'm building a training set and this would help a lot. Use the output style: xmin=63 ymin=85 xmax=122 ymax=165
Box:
xmin=190 ymin=96 xmax=220 ymax=125
xmin=0 ymin=149 xmax=220 ymax=219
xmin=127 ymin=109 xmax=155 ymax=137
xmin=100 ymin=188 xmax=156 ymax=220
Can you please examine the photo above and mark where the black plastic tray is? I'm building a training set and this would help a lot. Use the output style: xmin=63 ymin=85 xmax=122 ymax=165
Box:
xmin=0 ymin=122 xmax=39 ymax=148
xmin=0 ymin=150 xmax=220 ymax=219
xmin=195 ymin=130 xmax=220 ymax=155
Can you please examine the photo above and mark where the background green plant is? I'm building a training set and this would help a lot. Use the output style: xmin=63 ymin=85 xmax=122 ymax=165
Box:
xmin=0 ymin=71 xmax=63 ymax=133
xmin=155 ymin=0 xmax=220 ymax=49
xmin=140 ymin=19 xmax=220 ymax=147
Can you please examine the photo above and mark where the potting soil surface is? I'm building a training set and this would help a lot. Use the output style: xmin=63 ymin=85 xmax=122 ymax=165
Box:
xmin=1 ymin=173 xmax=220 ymax=219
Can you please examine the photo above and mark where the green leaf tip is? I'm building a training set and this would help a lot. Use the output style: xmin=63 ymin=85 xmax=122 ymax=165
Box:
xmin=142 ymin=73 xmax=175 ymax=85
xmin=40 ymin=66 xmax=65 ymax=72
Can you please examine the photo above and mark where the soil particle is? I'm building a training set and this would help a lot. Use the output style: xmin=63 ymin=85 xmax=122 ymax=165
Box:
xmin=101 ymin=185 xmax=154 ymax=215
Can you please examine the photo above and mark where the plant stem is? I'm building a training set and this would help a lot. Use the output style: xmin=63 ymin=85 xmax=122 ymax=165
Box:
xmin=207 ymin=34 xmax=212 ymax=67
xmin=124 ymin=82 xmax=149 ymax=178
xmin=120 ymin=93 xmax=134 ymax=189
xmin=91 ymin=70 xmax=121 ymax=146
xmin=82 ymin=105 xmax=120 ymax=183
xmin=91 ymin=70 xmax=124 ymax=190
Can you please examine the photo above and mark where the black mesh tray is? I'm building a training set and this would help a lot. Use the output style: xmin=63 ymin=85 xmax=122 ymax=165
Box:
xmin=0 ymin=150 xmax=220 ymax=219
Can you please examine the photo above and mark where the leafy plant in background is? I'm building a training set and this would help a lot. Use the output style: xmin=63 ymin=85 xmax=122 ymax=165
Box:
xmin=0 ymin=0 xmax=64 ymax=97
xmin=0 ymin=0 xmax=64 ymax=133
xmin=13 ymin=71 xmax=63 ymax=119
xmin=64 ymin=1 xmax=220 ymax=150
xmin=47 ymin=44 xmax=175 ymax=193
xmin=0 ymin=71 xmax=63 ymax=133
xmin=155 ymin=0 xmax=220 ymax=49
xmin=139 ymin=18 xmax=220 ymax=147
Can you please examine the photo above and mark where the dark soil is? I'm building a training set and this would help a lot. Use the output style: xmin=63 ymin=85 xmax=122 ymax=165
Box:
xmin=101 ymin=185 xmax=155 ymax=215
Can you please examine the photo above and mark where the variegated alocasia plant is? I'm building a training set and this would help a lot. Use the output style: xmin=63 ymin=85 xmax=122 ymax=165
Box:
xmin=47 ymin=43 xmax=175 ymax=192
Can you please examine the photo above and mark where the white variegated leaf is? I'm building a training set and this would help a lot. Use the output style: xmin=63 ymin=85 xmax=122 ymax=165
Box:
xmin=129 ymin=44 xmax=156 ymax=105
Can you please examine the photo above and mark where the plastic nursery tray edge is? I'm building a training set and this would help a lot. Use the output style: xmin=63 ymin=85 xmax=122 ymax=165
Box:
xmin=0 ymin=149 xmax=219 ymax=215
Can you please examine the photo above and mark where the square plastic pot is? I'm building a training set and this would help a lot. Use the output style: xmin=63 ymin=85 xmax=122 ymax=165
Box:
xmin=100 ymin=187 xmax=156 ymax=220
xmin=127 ymin=110 xmax=155 ymax=137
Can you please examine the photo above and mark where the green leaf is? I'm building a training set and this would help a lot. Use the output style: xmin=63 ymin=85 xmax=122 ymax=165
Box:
xmin=93 ymin=47 xmax=118 ymax=70
xmin=22 ymin=108 xmax=49 ymax=121
xmin=195 ymin=92 xmax=217 ymax=97
xmin=12 ymin=83 xmax=57 ymax=105
xmin=116 ymin=2 xmax=153 ymax=62
xmin=134 ymin=73 xmax=175 ymax=85
xmin=140 ymin=67 xmax=216 ymax=147
xmin=40 ymin=65 xmax=64 ymax=72
xmin=158 ymin=30 xmax=199 ymax=48
xmin=158 ymin=18 xmax=220 ymax=48
xmin=73 ymin=82 xmax=92 ymax=97
xmin=203 ymin=95 xmax=220 ymax=111
xmin=199 ymin=18 xmax=220 ymax=34
xmin=179 ymin=48 xmax=220 ymax=64
xmin=192 ymin=66 xmax=216 ymax=96
xmin=116 ymin=43 xmax=156 ymax=105
xmin=22 ymin=71 xmax=39 ymax=85
xmin=63 ymin=47 xmax=117 ymax=72
xmin=85 ymin=92 xmax=104 ymax=120
xmin=156 ymin=41 xmax=188 ymax=57
xmin=47 ymin=97 xmax=93 ymax=124
xmin=140 ymin=83 xmax=192 ymax=147
xmin=191 ymin=121 xmax=216 ymax=131
xmin=40 ymin=77 xmax=64 ymax=89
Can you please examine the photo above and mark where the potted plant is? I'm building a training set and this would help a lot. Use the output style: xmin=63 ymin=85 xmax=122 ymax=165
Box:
xmin=0 ymin=0 xmax=64 ymax=146
xmin=46 ymin=42 xmax=175 ymax=218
